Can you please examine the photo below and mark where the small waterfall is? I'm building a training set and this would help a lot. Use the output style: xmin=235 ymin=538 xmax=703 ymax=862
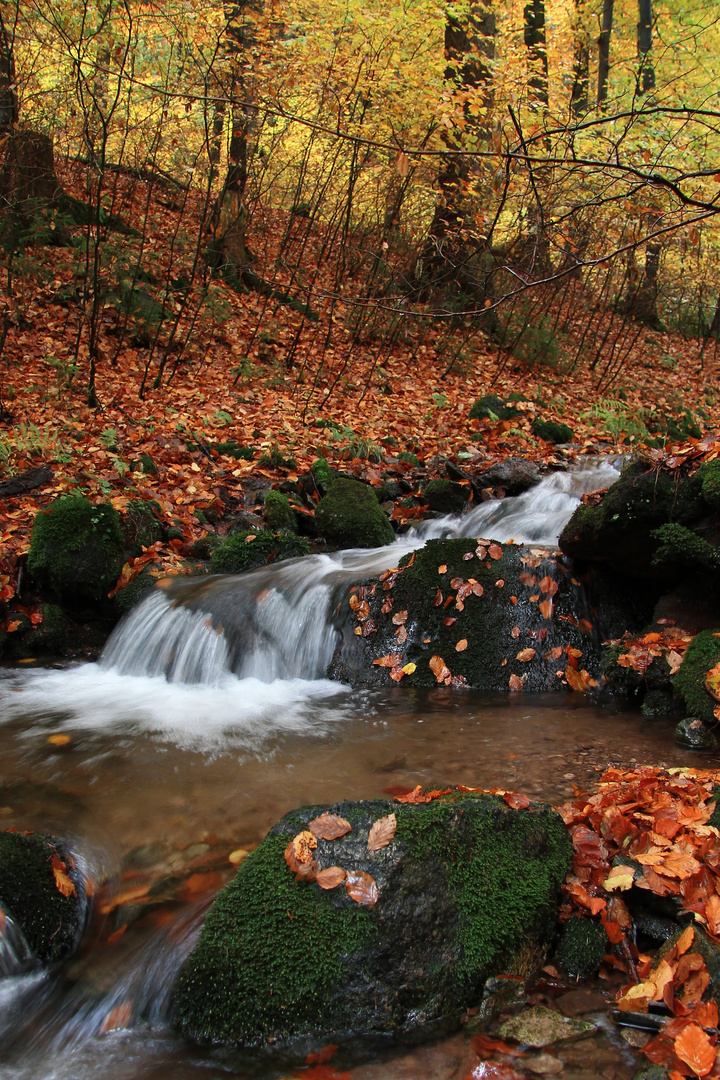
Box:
xmin=0 ymin=914 xmax=33 ymax=977
xmin=101 ymin=461 xmax=620 ymax=687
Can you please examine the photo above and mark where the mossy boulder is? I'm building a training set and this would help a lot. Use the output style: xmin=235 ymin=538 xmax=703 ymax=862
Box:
xmin=698 ymin=461 xmax=720 ymax=513
xmin=114 ymin=567 xmax=159 ymax=614
xmin=559 ymin=460 xmax=707 ymax=579
xmin=328 ymin=538 xmax=599 ymax=690
xmin=173 ymin=793 xmax=571 ymax=1053
xmin=469 ymin=395 xmax=525 ymax=422
xmin=674 ymin=716 xmax=718 ymax=750
xmin=27 ymin=495 xmax=125 ymax=604
xmin=673 ymin=629 xmax=720 ymax=724
xmin=121 ymin=498 xmax=164 ymax=557
xmin=315 ymin=477 xmax=394 ymax=549
xmin=0 ymin=830 xmax=85 ymax=965
xmin=532 ymin=419 xmax=573 ymax=445
xmin=209 ymin=529 xmax=309 ymax=574
xmin=556 ymin=917 xmax=608 ymax=978
xmin=264 ymin=490 xmax=297 ymax=531
xmin=423 ymin=478 xmax=467 ymax=515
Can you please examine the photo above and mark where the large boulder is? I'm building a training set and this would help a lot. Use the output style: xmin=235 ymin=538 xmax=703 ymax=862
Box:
xmin=27 ymin=495 xmax=125 ymax=605
xmin=173 ymin=792 xmax=571 ymax=1054
xmin=315 ymin=477 xmax=394 ymax=549
xmin=477 ymin=457 xmax=541 ymax=495
xmin=328 ymin=537 xmax=599 ymax=691
xmin=0 ymin=830 xmax=85 ymax=965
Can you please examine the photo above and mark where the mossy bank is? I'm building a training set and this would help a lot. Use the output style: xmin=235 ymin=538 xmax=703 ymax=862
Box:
xmin=173 ymin=792 xmax=571 ymax=1055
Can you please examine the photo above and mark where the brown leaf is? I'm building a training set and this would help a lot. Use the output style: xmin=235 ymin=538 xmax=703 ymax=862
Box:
xmin=488 ymin=543 xmax=503 ymax=560
xmin=538 ymin=576 xmax=559 ymax=597
xmin=516 ymin=648 xmax=536 ymax=662
xmin=519 ymin=572 xmax=537 ymax=587
xmin=504 ymin=791 xmax=531 ymax=809
xmin=450 ymin=577 xmax=464 ymax=590
xmin=508 ymin=673 xmax=524 ymax=691
xmin=444 ymin=616 xmax=457 ymax=626
xmin=475 ymin=545 xmax=487 ymax=560
xmin=345 ymin=870 xmax=378 ymax=906
xmin=429 ymin=655 xmax=451 ymax=682
xmin=565 ymin=666 xmax=588 ymax=692
xmin=316 ymin=866 xmax=347 ymax=890
xmin=308 ymin=814 xmax=352 ymax=841
xmin=392 ymin=610 xmax=408 ymax=626
xmin=368 ymin=813 xmax=397 ymax=851
xmin=100 ymin=1001 xmax=133 ymax=1033
xmin=285 ymin=831 xmax=318 ymax=872
xmin=52 ymin=854 xmax=76 ymax=898
xmin=511 ymin=626 xmax=521 ymax=638
xmin=438 ymin=564 xmax=447 ymax=574
xmin=539 ymin=599 xmax=554 ymax=619
xmin=455 ymin=638 xmax=468 ymax=652
xmin=673 ymin=1023 xmax=716 ymax=1076
xmin=433 ymin=588 xmax=443 ymax=607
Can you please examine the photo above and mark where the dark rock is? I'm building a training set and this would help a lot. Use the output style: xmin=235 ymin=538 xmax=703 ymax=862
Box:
xmin=173 ymin=793 xmax=571 ymax=1054
xmin=478 ymin=458 xmax=541 ymax=495
xmin=227 ymin=511 xmax=264 ymax=534
xmin=121 ymin=498 xmax=163 ymax=557
xmin=555 ymin=917 xmax=608 ymax=978
xmin=0 ymin=830 xmax=85 ymax=965
xmin=423 ymin=478 xmax=467 ymax=514
xmin=328 ymin=538 xmax=599 ymax=691
xmin=27 ymin=495 xmax=125 ymax=606
xmin=674 ymin=716 xmax=718 ymax=750
xmin=499 ymin=1005 xmax=595 ymax=1047
xmin=654 ymin=925 xmax=720 ymax=1007
xmin=555 ymin=988 xmax=608 ymax=1017
xmin=315 ymin=477 xmax=394 ymax=549
xmin=209 ymin=529 xmax=309 ymax=574
xmin=0 ymin=465 xmax=53 ymax=499
xmin=532 ymin=419 xmax=574 ymax=445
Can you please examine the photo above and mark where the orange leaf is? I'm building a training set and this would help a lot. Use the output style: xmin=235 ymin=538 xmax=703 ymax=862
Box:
xmin=306 ymin=1045 xmax=339 ymax=1066
xmin=52 ymin=854 xmax=76 ymax=898
xmin=538 ymin=576 xmax=559 ymax=597
xmin=367 ymin=813 xmax=397 ymax=851
xmin=673 ymin=1023 xmax=716 ymax=1076
xmin=539 ymin=599 xmax=554 ymax=619
xmin=438 ymin=564 xmax=447 ymax=574
xmin=308 ymin=814 xmax=352 ymax=841
xmin=516 ymin=648 xmax=536 ymax=662
xmin=429 ymin=655 xmax=451 ymax=682
xmin=488 ymin=544 xmax=503 ymax=560
xmin=508 ymin=674 xmax=524 ymax=691
xmin=565 ymin=666 xmax=588 ymax=692
xmin=316 ymin=867 xmax=346 ymax=890
xmin=456 ymin=638 xmax=468 ymax=652
xmin=503 ymin=792 xmax=530 ymax=809
xmin=100 ymin=1001 xmax=132 ymax=1033
xmin=345 ymin=870 xmax=378 ymax=906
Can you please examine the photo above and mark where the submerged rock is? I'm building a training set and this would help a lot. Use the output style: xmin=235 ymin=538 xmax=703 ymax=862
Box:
xmin=173 ymin=792 xmax=571 ymax=1054
xmin=499 ymin=1004 xmax=596 ymax=1047
xmin=328 ymin=537 xmax=599 ymax=691
xmin=0 ymin=830 xmax=85 ymax=965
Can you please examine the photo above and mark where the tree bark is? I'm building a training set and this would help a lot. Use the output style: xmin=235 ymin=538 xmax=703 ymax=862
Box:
xmin=524 ymin=0 xmax=549 ymax=109
xmin=0 ymin=5 xmax=17 ymax=137
xmin=637 ymin=0 xmax=655 ymax=93
xmin=570 ymin=0 xmax=589 ymax=116
xmin=597 ymin=0 xmax=614 ymax=108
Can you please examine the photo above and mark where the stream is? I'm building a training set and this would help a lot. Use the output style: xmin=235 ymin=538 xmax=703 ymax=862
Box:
xmin=0 ymin=460 xmax=713 ymax=1080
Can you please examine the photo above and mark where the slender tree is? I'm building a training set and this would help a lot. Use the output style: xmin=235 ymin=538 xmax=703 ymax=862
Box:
xmin=597 ymin=0 xmax=614 ymax=108
xmin=637 ymin=0 xmax=655 ymax=93
xmin=523 ymin=0 xmax=549 ymax=109
xmin=570 ymin=0 xmax=589 ymax=116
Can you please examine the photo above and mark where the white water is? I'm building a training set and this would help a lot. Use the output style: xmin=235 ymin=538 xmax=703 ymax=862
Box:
xmin=0 ymin=461 xmax=619 ymax=751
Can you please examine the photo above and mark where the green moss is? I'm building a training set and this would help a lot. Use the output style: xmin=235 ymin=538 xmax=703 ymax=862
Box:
xmin=674 ymin=629 xmax=720 ymax=723
xmin=265 ymin=490 xmax=297 ymax=531
xmin=114 ymin=568 xmax=158 ymax=614
xmin=209 ymin=529 xmax=309 ymax=574
xmin=311 ymin=458 xmax=333 ymax=489
xmin=315 ymin=477 xmax=394 ymax=549
xmin=532 ymin=419 xmax=574 ymax=444
xmin=397 ymin=451 xmax=421 ymax=467
xmin=173 ymin=794 xmax=570 ymax=1048
xmin=698 ymin=460 xmax=720 ymax=513
xmin=469 ymin=395 xmax=523 ymax=422
xmin=27 ymin=496 xmax=125 ymax=604
xmin=423 ymin=478 xmax=467 ymax=514
xmin=556 ymin=917 xmax=608 ymax=978
xmin=123 ymin=499 xmax=164 ymax=557
xmin=213 ymin=441 xmax=255 ymax=461
xmin=138 ymin=453 xmax=157 ymax=475
xmin=0 ymin=830 xmax=83 ymax=964
xmin=651 ymin=523 xmax=720 ymax=574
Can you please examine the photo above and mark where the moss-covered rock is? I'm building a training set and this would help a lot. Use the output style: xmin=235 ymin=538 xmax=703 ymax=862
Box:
xmin=114 ymin=567 xmax=160 ymax=614
xmin=698 ymin=461 xmax=720 ymax=513
xmin=674 ymin=716 xmax=718 ymax=750
xmin=121 ymin=499 xmax=164 ymax=557
xmin=27 ymin=496 xmax=125 ymax=605
xmin=556 ymin=917 xmax=608 ymax=978
xmin=0 ymin=830 xmax=85 ymax=965
xmin=532 ymin=419 xmax=574 ymax=444
xmin=264 ymin=490 xmax=297 ymax=531
xmin=673 ymin=630 xmax=720 ymax=724
xmin=328 ymin=538 xmax=599 ymax=690
xmin=311 ymin=457 xmax=333 ymax=489
xmin=469 ymin=395 xmax=524 ymax=422
xmin=651 ymin=523 xmax=720 ymax=575
xmin=423 ymin=478 xmax=467 ymax=515
xmin=315 ymin=478 xmax=394 ymax=549
xmin=559 ymin=460 xmax=706 ymax=579
xmin=213 ymin=441 xmax=255 ymax=461
xmin=173 ymin=793 xmax=571 ymax=1053
xmin=209 ymin=529 xmax=309 ymax=574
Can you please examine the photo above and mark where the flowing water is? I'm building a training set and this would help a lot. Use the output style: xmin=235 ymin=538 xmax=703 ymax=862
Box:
xmin=0 ymin=460 xmax=709 ymax=1080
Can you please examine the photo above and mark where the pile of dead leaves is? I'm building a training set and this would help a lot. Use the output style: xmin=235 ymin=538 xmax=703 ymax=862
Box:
xmin=608 ymin=627 xmax=695 ymax=677
xmin=284 ymin=811 xmax=397 ymax=907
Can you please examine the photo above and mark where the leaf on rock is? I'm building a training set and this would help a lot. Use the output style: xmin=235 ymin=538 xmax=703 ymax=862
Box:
xmin=316 ymin=866 xmax=347 ymax=890
xmin=565 ymin=666 xmax=588 ymax=692
xmin=538 ymin=576 xmax=559 ymax=597
xmin=516 ymin=648 xmax=536 ymax=662
xmin=392 ymin=610 xmax=408 ymax=626
xmin=503 ymin=792 xmax=530 ymax=809
xmin=429 ymin=655 xmax=451 ymax=682
xmin=433 ymin=588 xmax=443 ymax=607
xmin=488 ymin=544 xmax=503 ymax=560
xmin=511 ymin=626 xmax=521 ymax=638
xmin=667 ymin=650 xmax=684 ymax=676
xmin=438 ymin=564 xmax=447 ymax=574
xmin=368 ymin=813 xmax=397 ymax=851
xmin=519 ymin=572 xmax=537 ymax=587
xmin=52 ymin=854 xmax=76 ymax=898
xmin=308 ymin=815 xmax=352 ymax=841
xmin=285 ymin=831 xmax=318 ymax=873
xmin=345 ymin=870 xmax=378 ymax=906
xmin=539 ymin=599 xmax=554 ymax=619
xmin=705 ymin=662 xmax=720 ymax=702
xmin=508 ymin=674 xmax=524 ymax=691
xmin=373 ymin=653 xmax=402 ymax=667
xmin=444 ymin=616 xmax=457 ymax=626
xmin=673 ymin=1022 xmax=716 ymax=1077
xmin=402 ymin=662 xmax=416 ymax=675
xmin=456 ymin=638 xmax=468 ymax=652
xmin=450 ymin=577 xmax=464 ymax=590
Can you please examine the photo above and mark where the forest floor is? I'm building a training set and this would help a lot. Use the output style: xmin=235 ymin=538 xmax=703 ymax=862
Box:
xmin=1 ymin=165 xmax=720 ymax=594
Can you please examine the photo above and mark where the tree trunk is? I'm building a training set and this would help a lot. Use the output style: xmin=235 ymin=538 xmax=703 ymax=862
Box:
xmin=637 ymin=0 xmax=655 ymax=93
xmin=419 ymin=0 xmax=495 ymax=293
xmin=570 ymin=0 xmax=589 ymax=116
xmin=597 ymin=0 xmax=614 ymax=108
xmin=0 ymin=5 xmax=17 ymax=137
xmin=524 ymin=0 xmax=549 ymax=109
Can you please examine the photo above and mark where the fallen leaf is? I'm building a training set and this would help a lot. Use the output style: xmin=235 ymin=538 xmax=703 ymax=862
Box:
xmin=429 ymin=655 xmax=451 ymax=682
xmin=565 ymin=666 xmax=588 ymax=692
xmin=673 ymin=1022 xmax=716 ymax=1076
xmin=285 ymin=831 xmax=318 ymax=872
xmin=47 ymin=734 xmax=71 ymax=746
xmin=511 ymin=626 xmax=521 ymax=638
xmin=345 ymin=870 xmax=378 ymax=906
xmin=392 ymin=610 xmax=408 ymax=626
xmin=368 ymin=813 xmax=397 ymax=851
xmin=516 ymin=648 xmax=536 ymax=662
xmin=538 ymin=576 xmax=559 ymax=597
xmin=705 ymin=663 xmax=720 ymax=702
xmin=228 ymin=848 xmax=249 ymax=865
xmin=539 ymin=599 xmax=554 ymax=619
xmin=456 ymin=638 xmax=468 ymax=652
xmin=519 ymin=572 xmax=537 ymax=587
xmin=306 ymin=1044 xmax=339 ymax=1066
xmin=438 ymin=564 xmax=447 ymax=574
xmin=52 ymin=853 xmax=76 ymax=898
xmin=503 ymin=792 xmax=530 ymax=809
xmin=308 ymin=815 xmax=352 ymax=841
xmin=488 ymin=544 xmax=503 ymax=560
xmin=100 ymin=1000 xmax=133 ymax=1033
xmin=508 ymin=674 xmax=524 ymax=691
xmin=316 ymin=866 xmax=347 ymax=890
xmin=402 ymin=662 xmax=416 ymax=675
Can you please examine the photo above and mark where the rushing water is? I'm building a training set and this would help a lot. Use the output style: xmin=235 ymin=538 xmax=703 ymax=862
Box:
xmin=1 ymin=458 xmax=701 ymax=1080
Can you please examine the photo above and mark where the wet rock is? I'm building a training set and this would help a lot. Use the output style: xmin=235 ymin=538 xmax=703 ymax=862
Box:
xmin=478 ymin=457 xmax=541 ymax=495
xmin=469 ymin=975 xmax=527 ymax=1031
xmin=533 ymin=419 xmax=574 ymax=445
xmin=525 ymin=1052 xmax=565 ymax=1074
xmin=499 ymin=1005 xmax=596 ymax=1047
xmin=674 ymin=716 xmax=718 ymax=750
xmin=0 ymin=830 xmax=86 ymax=965
xmin=423 ymin=478 xmax=467 ymax=514
xmin=632 ymin=1066 xmax=668 ymax=1080
xmin=173 ymin=792 xmax=571 ymax=1054
xmin=328 ymin=538 xmax=599 ymax=691
xmin=315 ymin=477 xmax=395 ymax=549
xmin=556 ymin=918 xmax=608 ymax=979
xmin=555 ymin=989 xmax=608 ymax=1017
xmin=209 ymin=528 xmax=309 ymax=573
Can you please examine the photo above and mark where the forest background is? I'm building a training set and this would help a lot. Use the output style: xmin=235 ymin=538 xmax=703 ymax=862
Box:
xmin=0 ymin=0 xmax=719 ymax=590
